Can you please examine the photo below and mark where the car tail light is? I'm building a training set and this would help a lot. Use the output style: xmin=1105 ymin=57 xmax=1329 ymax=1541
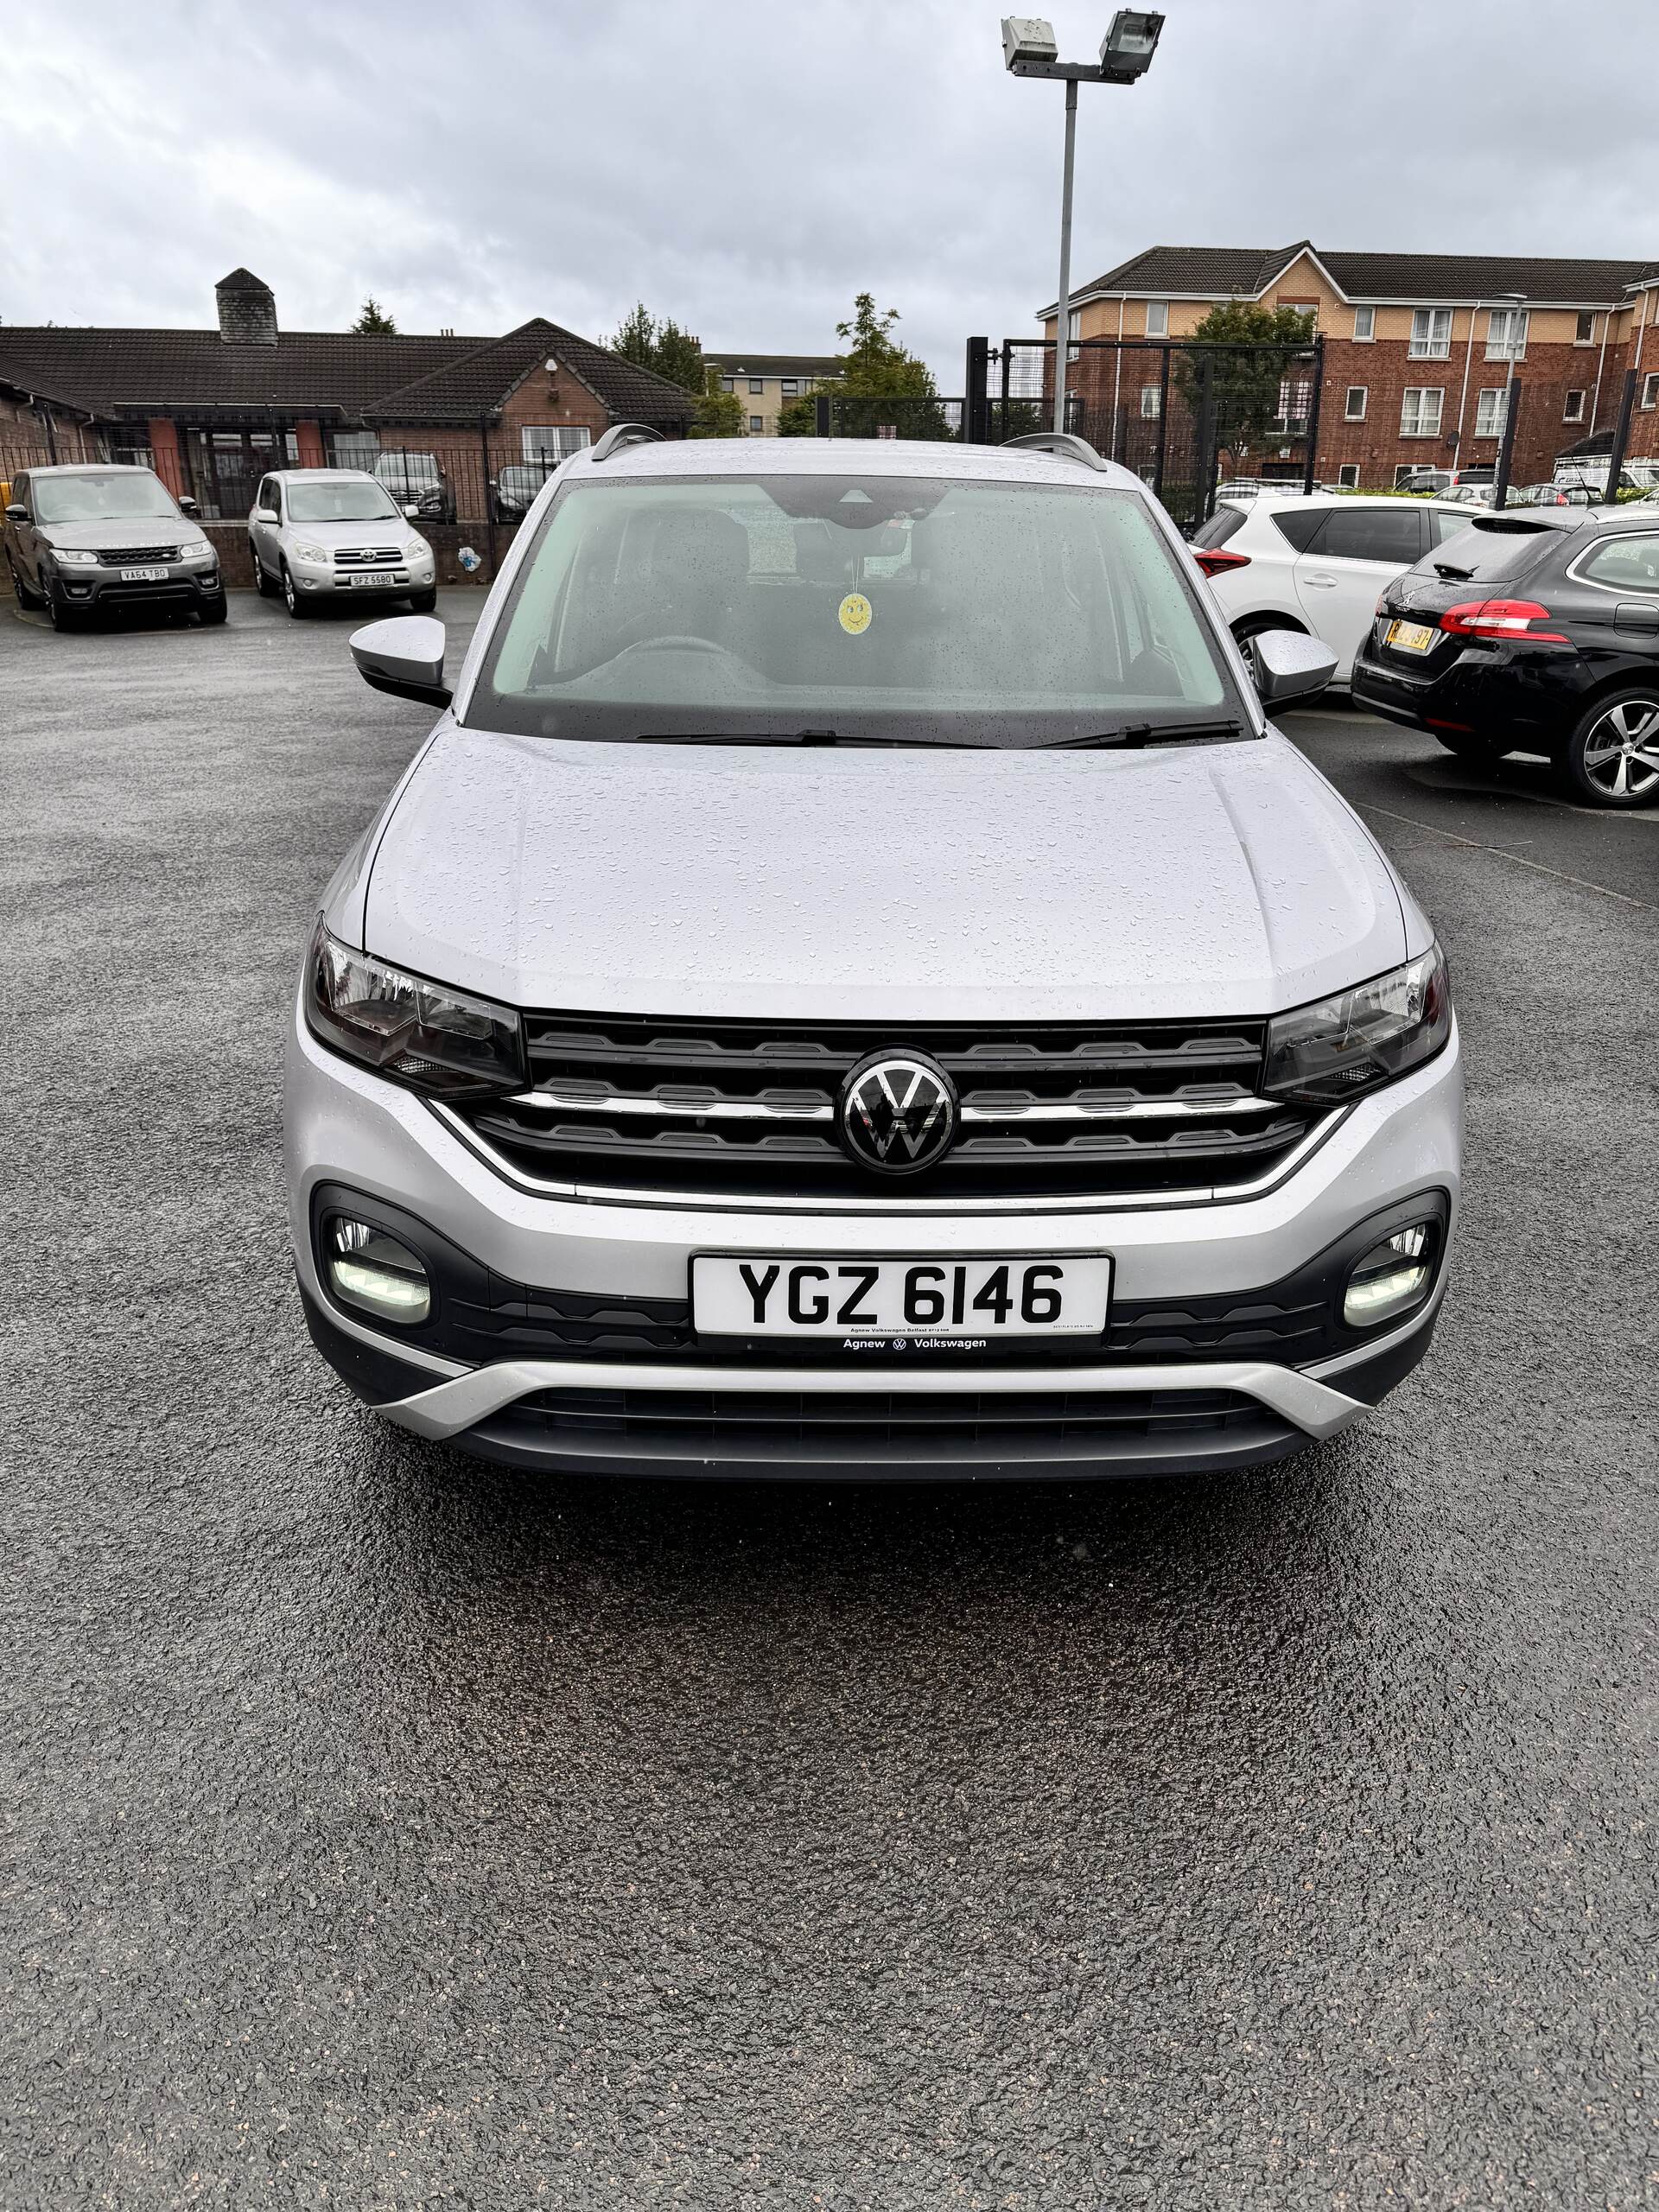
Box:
xmin=1192 ymin=548 xmax=1251 ymax=578
xmin=1440 ymin=598 xmax=1567 ymax=643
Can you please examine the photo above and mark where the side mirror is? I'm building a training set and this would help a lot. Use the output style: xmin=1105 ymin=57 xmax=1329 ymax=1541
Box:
xmin=178 ymin=494 xmax=200 ymax=516
xmin=1250 ymin=626 xmax=1338 ymax=706
xmin=350 ymin=613 xmax=451 ymax=708
xmin=4 ymin=503 xmax=27 ymax=523
xmin=254 ymin=507 xmax=277 ymax=524
xmin=403 ymin=504 xmax=422 ymax=520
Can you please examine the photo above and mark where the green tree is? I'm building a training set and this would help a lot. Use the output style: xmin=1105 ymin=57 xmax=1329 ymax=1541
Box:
xmin=607 ymin=301 xmax=705 ymax=394
xmin=777 ymin=292 xmax=950 ymax=440
xmin=353 ymin=296 xmax=397 ymax=334
xmin=690 ymin=362 xmax=746 ymax=439
xmin=1171 ymin=298 xmax=1316 ymax=461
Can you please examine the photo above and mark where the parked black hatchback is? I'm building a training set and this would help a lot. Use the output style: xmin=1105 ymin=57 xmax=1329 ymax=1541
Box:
xmin=1352 ymin=507 xmax=1659 ymax=807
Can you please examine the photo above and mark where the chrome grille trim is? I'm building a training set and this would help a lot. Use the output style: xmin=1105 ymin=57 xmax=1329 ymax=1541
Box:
xmin=505 ymin=1083 xmax=1280 ymax=1126
xmin=333 ymin=544 xmax=405 ymax=567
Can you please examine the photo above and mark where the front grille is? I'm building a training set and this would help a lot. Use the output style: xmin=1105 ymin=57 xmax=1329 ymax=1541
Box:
xmin=333 ymin=545 xmax=405 ymax=568
xmin=457 ymin=1010 xmax=1314 ymax=1202
xmin=489 ymin=1382 xmax=1281 ymax=1467
xmin=99 ymin=544 xmax=178 ymax=564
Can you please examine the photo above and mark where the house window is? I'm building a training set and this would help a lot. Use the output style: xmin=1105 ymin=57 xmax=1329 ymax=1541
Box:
xmin=1139 ymin=384 xmax=1161 ymax=419
xmin=1486 ymin=306 xmax=1529 ymax=361
xmin=521 ymin=425 xmax=591 ymax=461
xmin=721 ymin=377 xmax=736 ymax=393
xmin=1144 ymin=300 xmax=1168 ymax=337
xmin=1575 ymin=311 xmax=1596 ymax=345
xmin=780 ymin=378 xmax=798 ymax=397
xmin=1353 ymin=305 xmax=1375 ymax=342
xmin=748 ymin=378 xmax=765 ymax=394
xmin=1473 ymin=389 xmax=1508 ymax=438
xmin=1401 ymin=387 xmax=1444 ymax=436
xmin=1564 ymin=389 xmax=1586 ymax=422
xmin=1344 ymin=385 xmax=1368 ymax=421
xmin=1409 ymin=308 xmax=1452 ymax=359
xmin=1643 ymin=372 xmax=1659 ymax=410
xmin=1337 ymin=463 xmax=1360 ymax=487
xmin=1271 ymin=377 xmax=1311 ymax=434
xmin=749 ymin=415 xmax=765 ymax=433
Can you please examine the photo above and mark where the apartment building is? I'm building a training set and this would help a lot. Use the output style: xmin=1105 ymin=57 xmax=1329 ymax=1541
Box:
xmin=704 ymin=352 xmax=842 ymax=436
xmin=1039 ymin=244 xmax=1659 ymax=487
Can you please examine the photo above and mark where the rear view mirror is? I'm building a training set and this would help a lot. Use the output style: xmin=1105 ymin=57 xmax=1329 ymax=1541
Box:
xmin=4 ymin=503 xmax=26 ymax=523
xmin=403 ymin=504 xmax=421 ymax=520
xmin=254 ymin=506 xmax=277 ymax=523
xmin=178 ymin=494 xmax=200 ymax=516
xmin=350 ymin=613 xmax=451 ymax=709
xmin=1250 ymin=626 xmax=1338 ymax=706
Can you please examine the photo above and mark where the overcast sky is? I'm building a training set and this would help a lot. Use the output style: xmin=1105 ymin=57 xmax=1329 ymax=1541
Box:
xmin=3 ymin=1 xmax=1656 ymax=381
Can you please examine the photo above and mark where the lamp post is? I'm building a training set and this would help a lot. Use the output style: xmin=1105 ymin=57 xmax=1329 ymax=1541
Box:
xmin=1491 ymin=290 xmax=1526 ymax=511
xmin=1003 ymin=12 xmax=1165 ymax=436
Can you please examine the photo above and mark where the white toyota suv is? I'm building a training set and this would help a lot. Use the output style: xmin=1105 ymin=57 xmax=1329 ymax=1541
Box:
xmin=286 ymin=429 xmax=1461 ymax=1479
xmin=249 ymin=467 xmax=437 ymax=617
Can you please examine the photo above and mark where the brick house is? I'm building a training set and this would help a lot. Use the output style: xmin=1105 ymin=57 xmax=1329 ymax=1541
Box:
xmin=0 ymin=268 xmax=696 ymax=526
xmin=1038 ymin=244 xmax=1659 ymax=487
xmin=702 ymin=352 xmax=843 ymax=436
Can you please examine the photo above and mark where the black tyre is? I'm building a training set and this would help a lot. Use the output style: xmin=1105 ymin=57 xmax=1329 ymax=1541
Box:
xmin=251 ymin=544 xmax=274 ymax=596
xmin=45 ymin=577 xmax=85 ymax=632
xmin=1560 ymin=686 xmax=1659 ymax=807
xmin=8 ymin=553 xmax=41 ymax=608
xmin=199 ymin=592 xmax=228 ymax=626
xmin=281 ymin=562 xmax=310 ymax=619
xmin=409 ymin=586 xmax=438 ymax=613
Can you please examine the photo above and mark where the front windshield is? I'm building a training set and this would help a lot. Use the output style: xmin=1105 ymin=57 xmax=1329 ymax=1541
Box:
xmin=33 ymin=470 xmax=179 ymax=524
xmin=286 ymin=480 xmax=402 ymax=524
xmin=469 ymin=474 xmax=1241 ymax=746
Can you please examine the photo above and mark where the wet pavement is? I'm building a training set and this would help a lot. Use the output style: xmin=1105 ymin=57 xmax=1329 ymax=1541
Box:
xmin=3 ymin=593 xmax=1655 ymax=2208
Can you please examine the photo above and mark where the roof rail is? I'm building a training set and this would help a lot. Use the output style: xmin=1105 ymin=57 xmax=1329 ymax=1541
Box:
xmin=588 ymin=423 xmax=668 ymax=463
xmin=1000 ymin=430 xmax=1110 ymax=471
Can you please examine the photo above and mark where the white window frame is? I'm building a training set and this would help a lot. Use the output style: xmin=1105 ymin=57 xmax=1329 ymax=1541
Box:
xmin=1144 ymin=300 xmax=1168 ymax=338
xmin=1400 ymin=386 xmax=1444 ymax=436
xmin=1344 ymin=385 xmax=1367 ymax=422
xmin=1336 ymin=463 xmax=1361 ymax=487
xmin=1138 ymin=383 xmax=1161 ymax=419
xmin=1352 ymin=305 xmax=1375 ymax=342
xmin=1574 ymin=311 xmax=1597 ymax=346
xmin=1473 ymin=388 xmax=1508 ymax=439
xmin=520 ymin=425 xmax=591 ymax=462
xmin=1066 ymin=306 xmax=1081 ymax=363
xmin=1563 ymin=389 xmax=1586 ymax=423
xmin=1409 ymin=308 xmax=1452 ymax=360
xmin=1393 ymin=463 xmax=1423 ymax=488
xmin=1643 ymin=372 xmax=1659 ymax=411
xmin=1485 ymin=306 xmax=1529 ymax=362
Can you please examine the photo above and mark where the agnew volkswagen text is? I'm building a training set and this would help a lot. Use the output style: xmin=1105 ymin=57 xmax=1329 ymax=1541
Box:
xmin=286 ymin=428 xmax=1461 ymax=1478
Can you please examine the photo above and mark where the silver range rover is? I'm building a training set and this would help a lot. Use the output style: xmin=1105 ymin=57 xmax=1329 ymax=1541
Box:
xmin=286 ymin=429 xmax=1461 ymax=1480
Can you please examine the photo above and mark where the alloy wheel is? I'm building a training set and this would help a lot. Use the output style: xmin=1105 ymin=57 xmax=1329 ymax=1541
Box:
xmin=283 ymin=563 xmax=298 ymax=616
xmin=1580 ymin=697 xmax=1659 ymax=800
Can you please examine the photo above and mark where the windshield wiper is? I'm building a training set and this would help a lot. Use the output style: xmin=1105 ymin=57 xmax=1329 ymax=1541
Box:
xmin=1039 ymin=716 xmax=1250 ymax=751
xmin=635 ymin=729 xmax=965 ymax=748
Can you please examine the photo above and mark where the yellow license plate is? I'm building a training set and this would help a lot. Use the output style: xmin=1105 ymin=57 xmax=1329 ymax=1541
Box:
xmin=1386 ymin=619 xmax=1435 ymax=652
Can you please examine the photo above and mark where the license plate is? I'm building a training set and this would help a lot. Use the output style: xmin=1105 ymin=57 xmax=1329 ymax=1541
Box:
xmin=348 ymin=571 xmax=398 ymax=588
xmin=119 ymin=565 xmax=168 ymax=583
xmin=1386 ymin=619 xmax=1435 ymax=652
xmin=691 ymin=1255 xmax=1112 ymax=1342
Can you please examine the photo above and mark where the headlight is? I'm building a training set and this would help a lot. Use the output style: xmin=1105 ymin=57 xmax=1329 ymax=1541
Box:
xmin=178 ymin=539 xmax=212 ymax=561
xmin=303 ymin=919 xmax=525 ymax=1099
xmin=53 ymin=548 xmax=100 ymax=566
xmin=1264 ymin=944 xmax=1451 ymax=1105
xmin=293 ymin=541 xmax=329 ymax=565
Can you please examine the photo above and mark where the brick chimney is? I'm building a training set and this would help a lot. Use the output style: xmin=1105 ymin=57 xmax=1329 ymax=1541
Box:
xmin=215 ymin=268 xmax=277 ymax=346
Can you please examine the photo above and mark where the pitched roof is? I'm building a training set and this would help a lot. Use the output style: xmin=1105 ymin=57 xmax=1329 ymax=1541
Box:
xmin=1045 ymin=242 xmax=1659 ymax=316
xmin=703 ymin=352 xmax=844 ymax=378
xmin=0 ymin=316 xmax=697 ymax=426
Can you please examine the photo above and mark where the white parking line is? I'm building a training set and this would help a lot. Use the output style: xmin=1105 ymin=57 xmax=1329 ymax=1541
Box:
xmin=1359 ymin=802 xmax=1653 ymax=911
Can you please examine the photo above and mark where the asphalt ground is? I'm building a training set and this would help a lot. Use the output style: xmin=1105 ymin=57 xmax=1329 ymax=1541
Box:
xmin=3 ymin=589 xmax=1656 ymax=2209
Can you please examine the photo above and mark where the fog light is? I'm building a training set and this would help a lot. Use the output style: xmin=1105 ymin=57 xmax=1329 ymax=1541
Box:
xmin=1344 ymin=1224 xmax=1433 ymax=1328
xmin=326 ymin=1217 xmax=431 ymax=1324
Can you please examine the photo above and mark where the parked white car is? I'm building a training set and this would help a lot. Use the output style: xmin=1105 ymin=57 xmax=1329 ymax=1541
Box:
xmin=248 ymin=468 xmax=437 ymax=619
xmin=1191 ymin=492 xmax=1478 ymax=684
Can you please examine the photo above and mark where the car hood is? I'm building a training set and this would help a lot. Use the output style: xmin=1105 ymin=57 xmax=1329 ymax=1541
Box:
xmin=359 ymin=727 xmax=1409 ymax=1022
xmin=284 ymin=515 xmax=419 ymax=544
xmin=39 ymin=518 xmax=187 ymax=550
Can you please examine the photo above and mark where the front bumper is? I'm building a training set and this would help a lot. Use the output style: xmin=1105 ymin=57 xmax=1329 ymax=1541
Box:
xmin=286 ymin=1002 xmax=1463 ymax=1478
xmin=54 ymin=562 xmax=221 ymax=610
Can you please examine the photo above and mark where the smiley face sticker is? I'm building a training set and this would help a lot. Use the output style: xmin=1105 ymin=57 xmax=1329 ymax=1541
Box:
xmin=837 ymin=591 xmax=873 ymax=636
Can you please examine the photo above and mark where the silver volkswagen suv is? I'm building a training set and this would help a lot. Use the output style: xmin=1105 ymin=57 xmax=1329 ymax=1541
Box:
xmin=286 ymin=429 xmax=1461 ymax=1478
